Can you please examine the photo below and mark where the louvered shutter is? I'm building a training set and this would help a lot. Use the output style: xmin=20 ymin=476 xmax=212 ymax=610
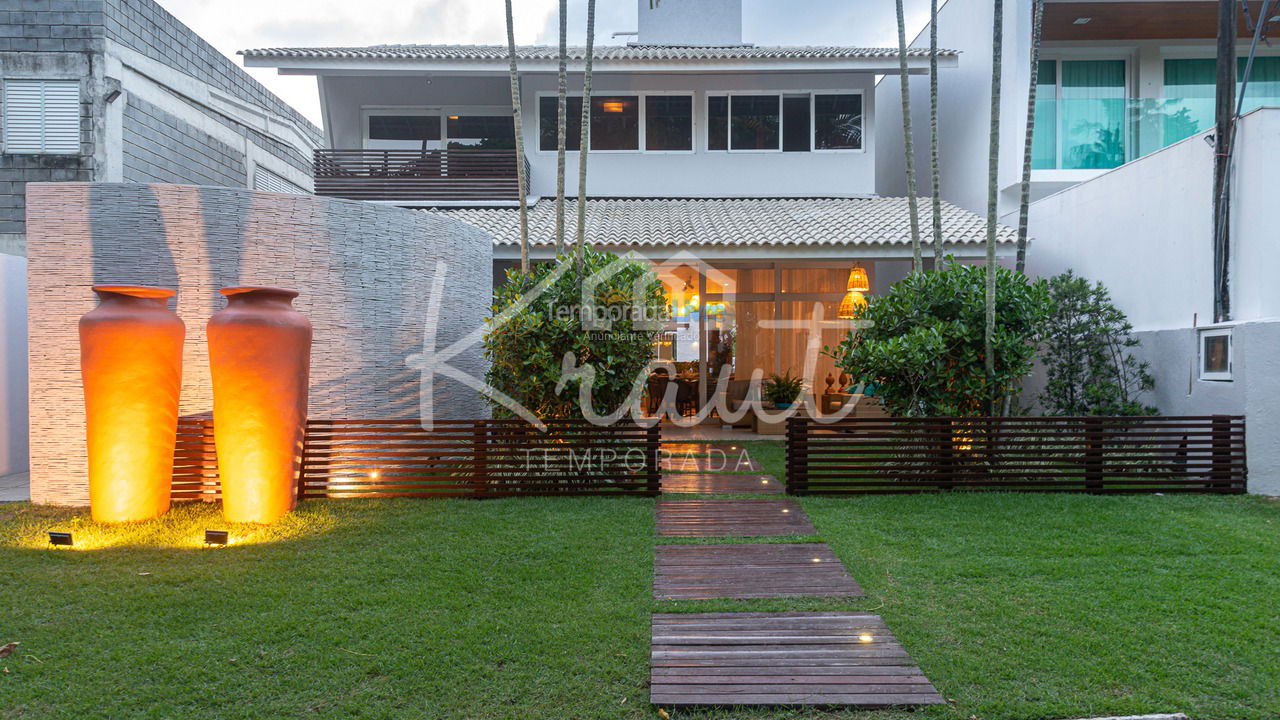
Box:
xmin=253 ymin=166 xmax=307 ymax=195
xmin=3 ymin=80 xmax=81 ymax=154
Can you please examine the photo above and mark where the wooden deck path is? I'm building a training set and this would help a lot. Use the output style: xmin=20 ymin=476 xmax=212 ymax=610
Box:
xmin=660 ymin=473 xmax=781 ymax=494
xmin=656 ymin=499 xmax=816 ymax=537
xmin=654 ymin=543 xmax=864 ymax=600
xmin=661 ymin=442 xmax=749 ymax=456
xmin=661 ymin=454 xmax=763 ymax=473
xmin=649 ymin=612 xmax=945 ymax=706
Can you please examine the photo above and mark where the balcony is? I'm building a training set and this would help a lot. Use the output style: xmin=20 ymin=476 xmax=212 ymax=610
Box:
xmin=313 ymin=148 xmax=528 ymax=204
xmin=1031 ymin=96 xmax=1280 ymax=172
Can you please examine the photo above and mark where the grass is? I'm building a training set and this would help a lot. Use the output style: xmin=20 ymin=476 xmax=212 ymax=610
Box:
xmin=1 ymin=441 xmax=1278 ymax=719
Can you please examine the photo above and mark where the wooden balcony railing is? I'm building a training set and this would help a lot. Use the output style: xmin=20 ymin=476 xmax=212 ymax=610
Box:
xmin=313 ymin=148 xmax=528 ymax=203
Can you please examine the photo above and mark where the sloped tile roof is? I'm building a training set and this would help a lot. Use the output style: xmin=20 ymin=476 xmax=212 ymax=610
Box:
xmin=428 ymin=197 xmax=1015 ymax=248
xmin=241 ymin=44 xmax=956 ymax=62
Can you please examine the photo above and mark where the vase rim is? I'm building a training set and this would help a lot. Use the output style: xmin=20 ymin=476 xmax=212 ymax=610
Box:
xmin=92 ymin=285 xmax=176 ymax=299
xmin=220 ymin=286 xmax=300 ymax=300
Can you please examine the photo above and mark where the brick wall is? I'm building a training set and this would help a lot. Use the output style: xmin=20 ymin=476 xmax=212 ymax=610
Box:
xmin=25 ymin=182 xmax=493 ymax=505
xmin=122 ymin=96 xmax=246 ymax=186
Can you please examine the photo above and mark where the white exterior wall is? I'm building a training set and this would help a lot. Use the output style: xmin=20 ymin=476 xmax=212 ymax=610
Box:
xmin=637 ymin=0 xmax=742 ymax=46
xmin=1023 ymin=108 xmax=1280 ymax=495
xmin=875 ymin=0 xmax=1032 ymax=216
xmin=0 ymin=253 xmax=27 ymax=479
xmin=321 ymin=71 xmax=879 ymax=199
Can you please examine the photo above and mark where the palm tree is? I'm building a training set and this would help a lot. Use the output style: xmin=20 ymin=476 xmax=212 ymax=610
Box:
xmin=575 ymin=0 xmax=596 ymax=269
xmin=504 ymin=0 xmax=529 ymax=275
xmin=929 ymin=0 xmax=943 ymax=267
xmin=1015 ymin=0 xmax=1044 ymax=274
xmin=984 ymin=0 xmax=1004 ymax=413
xmin=554 ymin=0 xmax=568 ymax=255
xmin=896 ymin=0 xmax=923 ymax=273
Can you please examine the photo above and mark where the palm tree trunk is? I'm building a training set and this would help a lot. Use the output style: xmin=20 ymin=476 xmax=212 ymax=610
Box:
xmin=554 ymin=0 xmax=568 ymax=255
xmin=896 ymin=0 xmax=923 ymax=273
xmin=504 ymin=0 xmax=529 ymax=275
xmin=985 ymin=0 xmax=1004 ymax=414
xmin=1015 ymin=0 xmax=1044 ymax=274
xmin=575 ymin=0 xmax=596 ymax=269
xmin=929 ymin=0 xmax=943 ymax=267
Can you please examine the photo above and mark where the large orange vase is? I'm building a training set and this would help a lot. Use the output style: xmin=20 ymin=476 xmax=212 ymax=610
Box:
xmin=208 ymin=287 xmax=312 ymax=524
xmin=79 ymin=286 xmax=185 ymax=523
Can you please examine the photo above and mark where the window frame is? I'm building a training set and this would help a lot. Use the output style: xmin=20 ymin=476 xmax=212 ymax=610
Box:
xmin=1032 ymin=55 xmax=1133 ymax=171
xmin=535 ymin=91 xmax=696 ymax=154
xmin=642 ymin=91 xmax=696 ymax=155
xmin=360 ymin=105 xmax=511 ymax=150
xmin=1198 ymin=327 xmax=1234 ymax=382
xmin=2 ymin=78 xmax=82 ymax=155
xmin=704 ymin=90 xmax=866 ymax=154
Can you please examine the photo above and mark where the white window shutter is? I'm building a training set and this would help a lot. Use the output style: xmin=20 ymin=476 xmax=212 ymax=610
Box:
xmin=3 ymin=79 xmax=81 ymax=154
xmin=253 ymin=166 xmax=307 ymax=195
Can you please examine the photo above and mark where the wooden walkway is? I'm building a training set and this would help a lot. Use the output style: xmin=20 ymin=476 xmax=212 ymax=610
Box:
xmin=650 ymin=612 xmax=944 ymax=707
xmin=660 ymin=473 xmax=781 ymax=494
xmin=650 ymin=442 xmax=940 ymax=708
xmin=654 ymin=543 xmax=863 ymax=600
xmin=656 ymin=499 xmax=815 ymax=537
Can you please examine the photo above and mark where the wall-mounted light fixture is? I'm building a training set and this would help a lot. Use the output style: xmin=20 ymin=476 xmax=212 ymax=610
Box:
xmin=104 ymin=89 xmax=122 ymax=104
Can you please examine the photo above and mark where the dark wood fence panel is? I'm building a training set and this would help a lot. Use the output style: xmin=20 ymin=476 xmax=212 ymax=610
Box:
xmin=787 ymin=415 xmax=1246 ymax=494
xmin=171 ymin=416 xmax=218 ymax=500
xmin=172 ymin=418 xmax=660 ymax=500
xmin=313 ymin=149 xmax=527 ymax=202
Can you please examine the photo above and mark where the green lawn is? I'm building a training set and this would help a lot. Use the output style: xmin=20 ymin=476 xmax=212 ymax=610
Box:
xmin=1 ymin=442 xmax=1278 ymax=719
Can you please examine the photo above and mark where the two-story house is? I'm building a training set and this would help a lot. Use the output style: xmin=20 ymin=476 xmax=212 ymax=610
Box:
xmin=242 ymin=0 xmax=1018 ymax=410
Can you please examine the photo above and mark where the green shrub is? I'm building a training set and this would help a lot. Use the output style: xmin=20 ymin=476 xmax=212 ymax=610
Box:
xmin=762 ymin=371 xmax=805 ymax=405
xmin=829 ymin=260 xmax=1050 ymax=417
xmin=1039 ymin=270 xmax=1156 ymax=416
xmin=483 ymin=248 xmax=667 ymax=421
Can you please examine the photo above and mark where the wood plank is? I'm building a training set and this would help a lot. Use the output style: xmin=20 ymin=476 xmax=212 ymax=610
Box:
xmin=660 ymin=473 xmax=781 ymax=494
xmin=655 ymin=543 xmax=862 ymax=600
xmin=656 ymin=499 xmax=816 ymax=537
xmin=649 ymin=612 xmax=944 ymax=707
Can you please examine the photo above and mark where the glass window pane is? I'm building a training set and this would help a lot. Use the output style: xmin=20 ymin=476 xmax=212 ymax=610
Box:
xmin=706 ymin=267 xmax=774 ymax=295
xmin=591 ymin=96 xmax=639 ymax=151
xmin=781 ymin=267 xmax=848 ymax=294
xmin=779 ymin=300 xmax=843 ymax=388
xmin=707 ymin=96 xmax=728 ymax=150
xmin=1059 ymin=59 xmax=1126 ymax=169
xmin=730 ymin=95 xmax=779 ymax=150
xmin=1203 ymin=335 xmax=1230 ymax=374
xmin=782 ymin=95 xmax=811 ymax=152
xmin=369 ymin=115 xmax=439 ymax=141
xmin=645 ymin=95 xmax=692 ymax=151
xmin=538 ymin=96 xmax=583 ymax=152
xmin=446 ymin=115 xmax=515 ymax=149
xmin=813 ymin=94 xmax=863 ymax=150
xmin=1031 ymin=60 xmax=1058 ymax=168
xmin=1162 ymin=59 xmax=1215 ymax=146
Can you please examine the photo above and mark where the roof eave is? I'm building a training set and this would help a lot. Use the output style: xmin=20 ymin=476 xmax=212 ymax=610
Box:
xmin=241 ymin=55 xmax=959 ymax=76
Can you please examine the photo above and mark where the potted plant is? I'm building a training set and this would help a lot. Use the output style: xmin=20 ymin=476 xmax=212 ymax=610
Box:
xmin=762 ymin=371 xmax=805 ymax=409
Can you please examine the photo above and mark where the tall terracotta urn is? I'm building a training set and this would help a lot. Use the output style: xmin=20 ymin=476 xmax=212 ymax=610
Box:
xmin=79 ymin=285 xmax=184 ymax=523
xmin=208 ymin=287 xmax=312 ymax=524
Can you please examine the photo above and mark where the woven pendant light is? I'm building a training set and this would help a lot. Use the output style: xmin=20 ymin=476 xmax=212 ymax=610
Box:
xmin=846 ymin=266 xmax=870 ymax=292
xmin=838 ymin=290 xmax=866 ymax=319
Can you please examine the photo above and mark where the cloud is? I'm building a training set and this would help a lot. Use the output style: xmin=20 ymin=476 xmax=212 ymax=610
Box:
xmin=155 ymin=0 xmax=936 ymax=129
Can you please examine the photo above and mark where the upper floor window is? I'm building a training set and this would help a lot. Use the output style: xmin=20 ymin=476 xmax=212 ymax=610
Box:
xmin=368 ymin=114 xmax=441 ymax=150
xmin=708 ymin=92 xmax=862 ymax=152
xmin=3 ymin=79 xmax=80 ymax=154
xmin=1031 ymin=59 xmax=1127 ymax=170
xmin=646 ymin=95 xmax=693 ymax=151
xmin=365 ymin=110 xmax=514 ymax=151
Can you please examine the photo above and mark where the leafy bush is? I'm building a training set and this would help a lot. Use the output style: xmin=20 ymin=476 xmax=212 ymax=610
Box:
xmin=483 ymin=247 xmax=667 ymax=420
xmin=762 ymin=371 xmax=805 ymax=405
xmin=1039 ymin=270 xmax=1156 ymax=416
xmin=830 ymin=260 xmax=1050 ymax=417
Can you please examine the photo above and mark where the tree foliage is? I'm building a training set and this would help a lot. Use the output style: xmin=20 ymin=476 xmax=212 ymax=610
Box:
xmin=1038 ymin=271 xmax=1156 ymax=416
xmin=830 ymin=260 xmax=1050 ymax=417
xmin=483 ymin=248 xmax=667 ymax=420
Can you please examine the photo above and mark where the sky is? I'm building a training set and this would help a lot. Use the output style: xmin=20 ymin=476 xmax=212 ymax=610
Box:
xmin=155 ymin=0 xmax=936 ymax=128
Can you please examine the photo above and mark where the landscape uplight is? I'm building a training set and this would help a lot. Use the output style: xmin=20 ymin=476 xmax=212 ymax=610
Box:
xmin=204 ymin=529 xmax=230 ymax=546
xmin=48 ymin=531 xmax=74 ymax=547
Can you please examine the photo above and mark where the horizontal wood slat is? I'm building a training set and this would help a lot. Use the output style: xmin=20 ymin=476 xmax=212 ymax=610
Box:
xmin=314 ymin=149 xmax=527 ymax=202
xmin=171 ymin=418 xmax=660 ymax=501
xmin=787 ymin=415 xmax=1247 ymax=495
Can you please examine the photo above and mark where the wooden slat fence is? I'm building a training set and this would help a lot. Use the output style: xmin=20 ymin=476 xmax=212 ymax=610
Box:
xmin=171 ymin=418 xmax=661 ymax=500
xmin=786 ymin=415 xmax=1246 ymax=494
xmin=313 ymin=149 xmax=527 ymax=202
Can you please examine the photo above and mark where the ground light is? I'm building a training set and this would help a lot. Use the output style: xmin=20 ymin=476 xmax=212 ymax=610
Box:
xmin=48 ymin=531 xmax=73 ymax=547
xmin=204 ymin=529 xmax=230 ymax=546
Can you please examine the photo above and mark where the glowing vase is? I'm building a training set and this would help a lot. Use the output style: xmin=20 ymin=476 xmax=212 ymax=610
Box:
xmin=79 ymin=286 xmax=184 ymax=523
xmin=208 ymin=287 xmax=312 ymax=524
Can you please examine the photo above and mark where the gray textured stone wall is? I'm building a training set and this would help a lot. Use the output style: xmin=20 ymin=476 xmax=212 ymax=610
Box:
xmin=25 ymin=182 xmax=493 ymax=505
xmin=122 ymin=96 xmax=246 ymax=187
